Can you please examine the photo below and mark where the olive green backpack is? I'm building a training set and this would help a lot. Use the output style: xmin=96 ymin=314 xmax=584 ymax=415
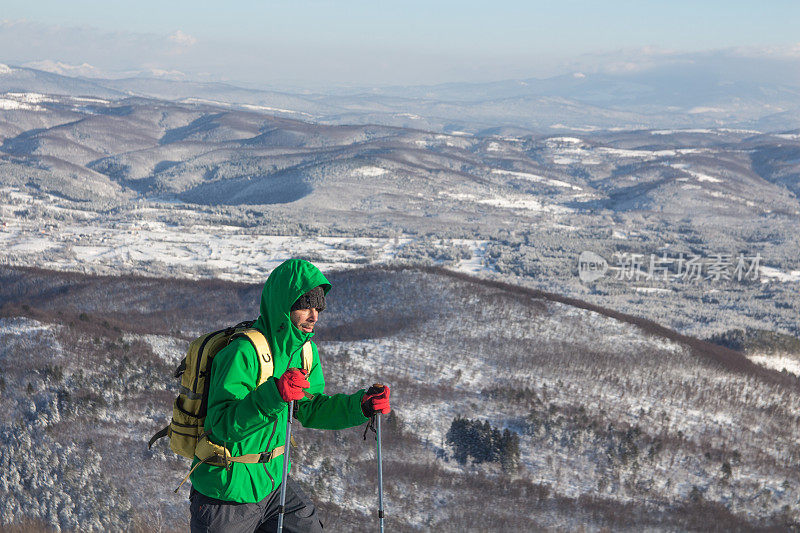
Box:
xmin=147 ymin=319 xmax=313 ymax=490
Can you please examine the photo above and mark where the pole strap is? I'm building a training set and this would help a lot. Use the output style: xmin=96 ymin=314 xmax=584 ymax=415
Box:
xmin=363 ymin=415 xmax=377 ymax=440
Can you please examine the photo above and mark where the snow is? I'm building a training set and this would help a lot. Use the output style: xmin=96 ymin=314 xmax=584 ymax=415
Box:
xmin=6 ymin=92 xmax=48 ymax=103
xmin=747 ymin=353 xmax=800 ymax=377
xmin=0 ymin=187 xmax=507 ymax=282
xmin=681 ymin=169 xmax=722 ymax=183
xmin=0 ymin=317 xmax=56 ymax=337
xmin=634 ymin=287 xmax=671 ymax=294
xmin=651 ymin=129 xmax=717 ymax=135
xmin=486 ymin=142 xmax=503 ymax=152
xmin=239 ymin=103 xmax=312 ymax=117
xmin=439 ymin=191 xmax=573 ymax=214
xmin=688 ymin=106 xmax=725 ymax=114
xmin=547 ymin=137 xmax=583 ymax=144
xmin=0 ymin=317 xmax=65 ymax=362
xmin=0 ymin=98 xmax=43 ymax=111
xmin=553 ymin=156 xmax=578 ymax=165
xmin=759 ymin=266 xmax=800 ymax=283
xmin=596 ymin=147 xmax=661 ymax=158
xmin=651 ymin=128 xmax=762 ymax=136
xmin=491 ymin=169 xmax=583 ymax=191
xmin=703 ymin=189 xmax=758 ymax=208
xmin=447 ymin=239 xmax=491 ymax=275
xmin=353 ymin=166 xmax=388 ymax=177
xmin=179 ymin=98 xmax=313 ymax=117
xmin=549 ymin=124 xmax=599 ymax=132
xmin=123 ymin=333 xmax=185 ymax=364
xmin=0 ymin=64 xmax=14 ymax=75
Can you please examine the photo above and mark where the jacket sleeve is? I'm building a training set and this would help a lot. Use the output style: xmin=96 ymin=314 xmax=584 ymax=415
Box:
xmin=294 ymin=342 xmax=369 ymax=430
xmin=205 ymin=338 xmax=287 ymax=442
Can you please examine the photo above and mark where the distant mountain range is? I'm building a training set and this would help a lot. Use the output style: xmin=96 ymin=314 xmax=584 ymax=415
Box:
xmin=2 ymin=61 xmax=800 ymax=132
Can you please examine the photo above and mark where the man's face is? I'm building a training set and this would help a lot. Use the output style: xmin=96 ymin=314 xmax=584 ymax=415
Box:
xmin=290 ymin=307 xmax=321 ymax=333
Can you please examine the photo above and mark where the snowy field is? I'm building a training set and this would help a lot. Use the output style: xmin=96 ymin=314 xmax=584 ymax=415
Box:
xmin=0 ymin=187 xmax=492 ymax=282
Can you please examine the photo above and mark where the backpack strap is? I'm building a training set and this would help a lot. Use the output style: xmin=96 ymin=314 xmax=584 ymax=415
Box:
xmin=175 ymin=436 xmax=286 ymax=493
xmin=301 ymin=342 xmax=313 ymax=374
xmin=234 ymin=328 xmax=273 ymax=387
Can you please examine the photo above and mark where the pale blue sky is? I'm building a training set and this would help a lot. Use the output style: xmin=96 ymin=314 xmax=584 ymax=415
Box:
xmin=2 ymin=1 xmax=799 ymax=86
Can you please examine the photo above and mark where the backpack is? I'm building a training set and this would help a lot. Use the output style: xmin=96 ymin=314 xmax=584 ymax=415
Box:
xmin=148 ymin=320 xmax=313 ymax=489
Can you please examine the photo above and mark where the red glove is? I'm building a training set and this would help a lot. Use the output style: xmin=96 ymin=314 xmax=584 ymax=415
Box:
xmin=361 ymin=384 xmax=391 ymax=417
xmin=275 ymin=368 xmax=310 ymax=402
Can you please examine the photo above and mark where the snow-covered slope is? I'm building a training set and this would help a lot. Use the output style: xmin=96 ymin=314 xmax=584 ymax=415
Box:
xmin=1 ymin=266 xmax=797 ymax=531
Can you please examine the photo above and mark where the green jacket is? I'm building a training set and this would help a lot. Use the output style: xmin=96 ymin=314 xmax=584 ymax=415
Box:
xmin=190 ymin=259 xmax=368 ymax=502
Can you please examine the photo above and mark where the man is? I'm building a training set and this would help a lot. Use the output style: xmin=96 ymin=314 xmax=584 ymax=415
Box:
xmin=189 ymin=258 xmax=391 ymax=532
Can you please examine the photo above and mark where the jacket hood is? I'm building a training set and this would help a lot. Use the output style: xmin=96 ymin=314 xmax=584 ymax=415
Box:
xmin=254 ymin=259 xmax=330 ymax=361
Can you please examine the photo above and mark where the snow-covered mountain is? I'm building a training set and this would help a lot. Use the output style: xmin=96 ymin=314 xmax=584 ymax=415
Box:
xmin=1 ymin=72 xmax=799 ymax=531
xmin=1 ymin=91 xmax=798 ymax=345
xmin=2 ymin=61 xmax=800 ymax=132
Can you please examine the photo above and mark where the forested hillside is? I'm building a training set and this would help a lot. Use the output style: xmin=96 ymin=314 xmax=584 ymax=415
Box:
xmin=1 ymin=266 xmax=798 ymax=531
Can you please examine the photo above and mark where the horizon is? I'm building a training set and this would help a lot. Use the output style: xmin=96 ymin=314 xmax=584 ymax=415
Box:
xmin=2 ymin=1 xmax=799 ymax=89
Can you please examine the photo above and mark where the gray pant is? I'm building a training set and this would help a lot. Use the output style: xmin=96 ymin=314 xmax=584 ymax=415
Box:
xmin=189 ymin=478 xmax=323 ymax=532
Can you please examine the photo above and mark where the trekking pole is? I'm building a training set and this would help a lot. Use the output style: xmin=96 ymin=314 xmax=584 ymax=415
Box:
xmin=277 ymin=399 xmax=294 ymax=533
xmin=371 ymin=383 xmax=386 ymax=533
xmin=375 ymin=412 xmax=385 ymax=533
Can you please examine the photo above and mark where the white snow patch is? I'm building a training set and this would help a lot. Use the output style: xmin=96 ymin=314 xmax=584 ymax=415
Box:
xmin=353 ymin=166 xmax=388 ymax=177
xmin=124 ymin=333 xmax=186 ymax=364
xmin=239 ymin=103 xmax=312 ymax=117
xmin=546 ymin=136 xmax=583 ymax=145
xmin=486 ymin=142 xmax=503 ymax=152
xmin=0 ymin=64 xmax=13 ymax=75
xmin=553 ymin=156 xmax=578 ymax=165
xmin=688 ymin=106 xmax=725 ymax=114
xmin=634 ymin=287 xmax=671 ymax=294
xmin=180 ymin=98 xmax=313 ymax=117
xmin=759 ymin=266 xmax=800 ymax=283
xmin=651 ymin=129 xmax=716 ymax=135
xmin=596 ymin=147 xmax=661 ymax=159
xmin=549 ymin=124 xmax=599 ymax=132
xmin=0 ymin=98 xmax=40 ymax=111
xmin=439 ymin=191 xmax=572 ymax=213
xmin=447 ymin=239 xmax=493 ymax=275
xmin=491 ymin=169 xmax=582 ymax=190
xmin=0 ymin=317 xmax=56 ymax=337
xmin=748 ymin=353 xmax=800 ymax=376
xmin=684 ymin=169 xmax=722 ymax=183
xmin=6 ymin=92 xmax=48 ymax=103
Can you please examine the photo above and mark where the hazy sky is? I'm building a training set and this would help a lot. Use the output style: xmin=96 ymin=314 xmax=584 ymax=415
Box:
xmin=2 ymin=0 xmax=799 ymax=87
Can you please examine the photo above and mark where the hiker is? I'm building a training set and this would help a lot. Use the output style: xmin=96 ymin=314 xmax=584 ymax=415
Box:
xmin=188 ymin=259 xmax=391 ymax=532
